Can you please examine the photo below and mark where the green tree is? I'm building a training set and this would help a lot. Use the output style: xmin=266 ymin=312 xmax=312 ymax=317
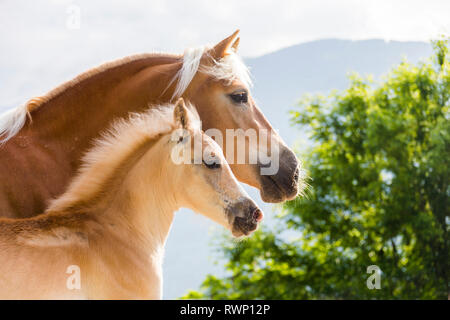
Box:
xmin=183 ymin=40 xmax=449 ymax=300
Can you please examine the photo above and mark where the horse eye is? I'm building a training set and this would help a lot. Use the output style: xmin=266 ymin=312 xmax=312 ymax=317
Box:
xmin=202 ymin=159 xmax=221 ymax=169
xmin=229 ymin=91 xmax=248 ymax=104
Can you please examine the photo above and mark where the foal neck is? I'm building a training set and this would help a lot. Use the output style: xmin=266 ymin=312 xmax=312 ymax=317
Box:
xmin=102 ymin=139 xmax=178 ymax=247
xmin=46 ymin=120 xmax=179 ymax=251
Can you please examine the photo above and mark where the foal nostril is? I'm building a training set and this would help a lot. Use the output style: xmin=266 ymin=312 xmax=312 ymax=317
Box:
xmin=252 ymin=208 xmax=263 ymax=223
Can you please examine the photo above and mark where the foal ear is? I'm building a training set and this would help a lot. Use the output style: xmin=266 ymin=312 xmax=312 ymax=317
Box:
xmin=231 ymin=37 xmax=240 ymax=53
xmin=210 ymin=30 xmax=240 ymax=59
xmin=174 ymin=98 xmax=190 ymax=129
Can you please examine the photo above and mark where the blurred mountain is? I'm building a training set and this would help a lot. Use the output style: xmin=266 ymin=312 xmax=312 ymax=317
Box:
xmin=245 ymin=39 xmax=432 ymax=146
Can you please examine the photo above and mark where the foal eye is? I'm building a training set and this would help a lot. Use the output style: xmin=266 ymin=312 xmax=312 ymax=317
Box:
xmin=202 ymin=159 xmax=221 ymax=170
xmin=229 ymin=91 xmax=248 ymax=104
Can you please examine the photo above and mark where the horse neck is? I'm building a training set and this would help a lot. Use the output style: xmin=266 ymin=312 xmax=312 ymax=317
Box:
xmin=22 ymin=55 xmax=180 ymax=163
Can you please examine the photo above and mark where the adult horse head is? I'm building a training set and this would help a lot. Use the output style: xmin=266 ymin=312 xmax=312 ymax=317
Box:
xmin=173 ymin=31 xmax=302 ymax=203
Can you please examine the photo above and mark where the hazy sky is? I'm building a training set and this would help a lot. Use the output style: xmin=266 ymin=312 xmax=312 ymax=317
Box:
xmin=1 ymin=0 xmax=448 ymax=58
xmin=0 ymin=0 xmax=448 ymax=124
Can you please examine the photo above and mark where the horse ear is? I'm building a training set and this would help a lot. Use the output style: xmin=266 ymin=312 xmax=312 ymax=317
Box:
xmin=174 ymin=98 xmax=190 ymax=129
xmin=231 ymin=37 xmax=240 ymax=53
xmin=209 ymin=30 xmax=240 ymax=60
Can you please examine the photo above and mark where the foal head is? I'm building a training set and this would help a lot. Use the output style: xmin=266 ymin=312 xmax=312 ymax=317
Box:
xmin=173 ymin=31 xmax=303 ymax=203
xmin=168 ymin=99 xmax=263 ymax=237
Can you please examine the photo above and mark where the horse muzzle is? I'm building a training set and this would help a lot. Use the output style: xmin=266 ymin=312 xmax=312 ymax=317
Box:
xmin=259 ymin=147 xmax=301 ymax=203
xmin=226 ymin=198 xmax=263 ymax=237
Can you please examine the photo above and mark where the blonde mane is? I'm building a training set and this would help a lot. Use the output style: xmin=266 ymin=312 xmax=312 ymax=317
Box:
xmin=48 ymin=103 xmax=200 ymax=212
xmin=170 ymin=46 xmax=252 ymax=100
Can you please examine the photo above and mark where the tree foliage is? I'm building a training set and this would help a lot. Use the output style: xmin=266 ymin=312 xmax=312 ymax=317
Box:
xmin=183 ymin=40 xmax=449 ymax=299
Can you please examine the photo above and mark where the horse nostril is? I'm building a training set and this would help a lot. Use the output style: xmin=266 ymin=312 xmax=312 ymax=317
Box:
xmin=252 ymin=208 xmax=263 ymax=222
xmin=293 ymin=166 xmax=300 ymax=182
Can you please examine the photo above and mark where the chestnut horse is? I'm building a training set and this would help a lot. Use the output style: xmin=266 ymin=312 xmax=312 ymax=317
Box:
xmin=0 ymin=30 xmax=300 ymax=219
xmin=0 ymin=99 xmax=263 ymax=299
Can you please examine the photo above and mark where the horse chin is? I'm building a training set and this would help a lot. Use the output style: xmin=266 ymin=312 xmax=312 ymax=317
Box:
xmin=231 ymin=224 xmax=258 ymax=238
xmin=259 ymin=177 xmax=286 ymax=203
xmin=231 ymin=229 xmax=246 ymax=238
xmin=230 ymin=214 xmax=260 ymax=238
xmin=259 ymin=163 xmax=301 ymax=203
xmin=259 ymin=174 xmax=294 ymax=203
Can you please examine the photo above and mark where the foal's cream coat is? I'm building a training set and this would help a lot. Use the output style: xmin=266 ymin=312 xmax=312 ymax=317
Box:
xmin=0 ymin=100 xmax=260 ymax=299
